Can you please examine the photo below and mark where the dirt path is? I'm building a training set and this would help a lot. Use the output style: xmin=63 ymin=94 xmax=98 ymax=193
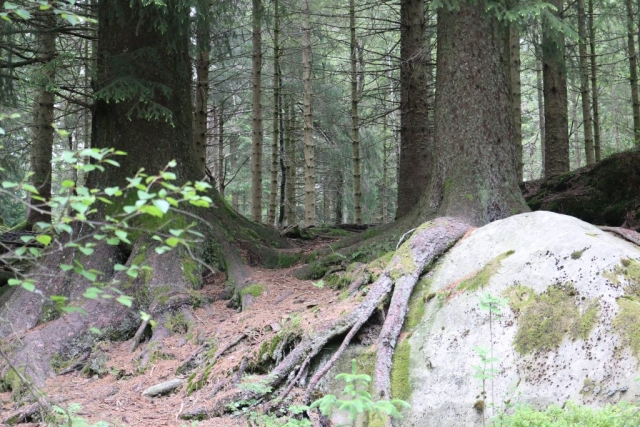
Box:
xmin=1 ymin=235 xmax=356 ymax=426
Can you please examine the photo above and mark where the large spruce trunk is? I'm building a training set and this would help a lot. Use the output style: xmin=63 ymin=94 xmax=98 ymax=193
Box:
xmin=420 ymin=0 xmax=528 ymax=226
xmin=396 ymin=0 xmax=431 ymax=219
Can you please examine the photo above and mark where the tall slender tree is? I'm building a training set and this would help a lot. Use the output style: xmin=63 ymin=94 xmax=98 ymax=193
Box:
xmin=27 ymin=12 xmax=56 ymax=228
xmin=542 ymin=0 xmax=570 ymax=176
xmin=577 ymin=0 xmax=595 ymax=164
xmin=301 ymin=0 xmax=315 ymax=227
xmin=350 ymin=0 xmax=362 ymax=225
xmin=251 ymin=0 xmax=264 ymax=221
xmin=625 ymin=0 xmax=640 ymax=146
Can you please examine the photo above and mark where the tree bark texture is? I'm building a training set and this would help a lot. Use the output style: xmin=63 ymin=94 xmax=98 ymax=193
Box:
xmin=542 ymin=0 xmax=570 ymax=176
xmin=588 ymin=0 xmax=601 ymax=162
xmin=285 ymin=96 xmax=296 ymax=225
xmin=251 ymin=0 xmax=263 ymax=222
xmin=424 ymin=0 xmax=528 ymax=226
xmin=396 ymin=0 xmax=431 ymax=219
xmin=268 ymin=0 xmax=280 ymax=226
xmin=350 ymin=0 xmax=362 ymax=225
xmin=193 ymin=0 xmax=210 ymax=177
xmin=509 ymin=24 xmax=523 ymax=181
xmin=577 ymin=0 xmax=595 ymax=165
xmin=301 ymin=0 xmax=315 ymax=227
xmin=626 ymin=0 xmax=640 ymax=146
xmin=27 ymin=11 xmax=56 ymax=228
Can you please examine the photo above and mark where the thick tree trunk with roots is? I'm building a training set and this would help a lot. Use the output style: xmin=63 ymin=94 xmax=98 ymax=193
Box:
xmin=0 ymin=0 xmax=284 ymax=390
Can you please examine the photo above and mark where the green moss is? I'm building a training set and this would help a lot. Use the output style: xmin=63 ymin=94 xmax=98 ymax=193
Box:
xmin=389 ymin=244 xmax=417 ymax=281
xmin=186 ymin=363 xmax=212 ymax=395
xmin=181 ymin=258 xmax=200 ymax=288
xmin=571 ymin=300 xmax=600 ymax=340
xmin=404 ymin=276 xmax=432 ymax=330
xmin=614 ymin=297 xmax=640 ymax=358
xmin=458 ymin=251 xmax=515 ymax=292
xmin=240 ymin=284 xmax=264 ymax=298
xmin=503 ymin=285 xmax=537 ymax=312
xmin=166 ymin=311 xmax=190 ymax=334
xmin=275 ymin=252 xmax=301 ymax=268
xmin=1 ymin=367 xmax=27 ymax=400
xmin=511 ymin=284 xmax=599 ymax=354
xmin=571 ymin=249 xmax=587 ymax=260
xmin=390 ymin=339 xmax=411 ymax=401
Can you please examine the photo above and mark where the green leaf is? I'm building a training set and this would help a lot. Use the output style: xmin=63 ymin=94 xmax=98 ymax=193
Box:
xmin=78 ymin=246 xmax=94 ymax=256
xmin=83 ymin=287 xmax=103 ymax=299
xmin=61 ymin=306 xmax=87 ymax=315
xmin=80 ymin=270 xmax=97 ymax=282
xmin=114 ymin=230 xmax=130 ymax=243
xmin=126 ymin=268 xmax=138 ymax=278
xmin=3 ymin=2 xmax=17 ymax=10
xmin=61 ymin=180 xmax=75 ymax=188
xmin=2 ymin=181 xmax=18 ymax=188
xmin=113 ymin=264 xmax=127 ymax=271
xmin=36 ymin=235 xmax=52 ymax=246
xmin=61 ymin=13 xmax=78 ymax=25
xmin=21 ymin=281 xmax=35 ymax=292
xmin=139 ymin=205 xmax=163 ymax=217
xmin=60 ymin=264 xmax=73 ymax=271
xmin=169 ymin=229 xmax=183 ymax=237
xmin=8 ymin=278 xmax=21 ymax=286
xmin=89 ymin=327 xmax=102 ymax=335
xmin=22 ymin=183 xmax=38 ymax=194
xmin=155 ymin=246 xmax=171 ymax=254
xmin=104 ymin=186 xmax=121 ymax=196
xmin=14 ymin=8 xmax=30 ymax=19
xmin=165 ymin=237 xmax=180 ymax=247
xmin=106 ymin=238 xmax=120 ymax=245
xmin=167 ymin=160 xmax=177 ymax=168
xmin=152 ymin=199 xmax=170 ymax=214
xmin=116 ymin=295 xmax=133 ymax=307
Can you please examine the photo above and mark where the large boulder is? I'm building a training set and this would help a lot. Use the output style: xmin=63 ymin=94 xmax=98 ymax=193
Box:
xmin=400 ymin=211 xmax=640 ymax=426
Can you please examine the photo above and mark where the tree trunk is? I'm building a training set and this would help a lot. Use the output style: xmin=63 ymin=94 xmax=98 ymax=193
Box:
xmin=335 ymin=171 xmax=343 ymax=225
xmin=285 ymin=96 xmax=296 ymax=225
xmin=27 ymin=11 xmax=56 ymax=228
xmin=301 ymin=0 xmax=315 ymax=227
xmin=251 ymin=0 xmax=263 ymax=222
xmin=423 ymin=0 xmax=528 ymax=226
xmin=218 ymin=106 xmax=225 ymax=197
xmin=588 ymin=0 xmax=601 ymax=162
xmin=536 ymin=56 xmax=546 ymax=177
xmin=626 ymin=0 xmax=640 ymax=146
xmin=193 ymin=0 xmax=210 ymax=177
xmin=268 ymin=0 xmax=280 ymax=226
xmin=542 ymin=0 xmax=570 ymax=176
xmin=577 ymin=0 xmax=595 ymax=165
xmin=396 ymin=0 xmax=431 ymax=219
xmin=509 ymin=24 xmax=523 ymax=181
xmin=350 ymin=0 xmax=362 ymax=225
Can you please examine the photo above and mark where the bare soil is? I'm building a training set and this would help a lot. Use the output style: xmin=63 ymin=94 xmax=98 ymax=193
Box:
xmin=1 ymin=234 xmax=355 ymax=426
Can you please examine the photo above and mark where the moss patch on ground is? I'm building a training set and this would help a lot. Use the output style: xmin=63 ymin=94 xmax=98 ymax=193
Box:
xmin=240 ymin=284 xmax=264 ymax=298
xmin=507 ymin=284 xmax=599 ymax=354
xmin=457 ymin=250 xmax=514 ymax=292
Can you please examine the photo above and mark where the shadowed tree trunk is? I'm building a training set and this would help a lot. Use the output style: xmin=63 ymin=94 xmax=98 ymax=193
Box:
xmin=625 ymin=0 xmax=640 ymax=146
xmin=193 ymin=0 xmax=210 ymax=177
xmin=26 ymin=12 xmax=56 ymax=228
xmin=588 ymin=0 xmax=601 ymax=161
xmin=396 ymin=0 xmax=431 ymax=219
xmin=542 ymin=0 xmax=569 ymax=176
xmin=268 ymin=0 xmax=280 ymax=226
xmin=301 ymin=0 xmax=315 ymax=227
xmin=251 ymin=0 xmax=263 ymax=222
xmin=350 ymin=0 xmax=362 ymax=225
xmin=509 ymin=23 xmax=523 ymax=181
xmin=577 ymin=0 xmax=595 ymax=165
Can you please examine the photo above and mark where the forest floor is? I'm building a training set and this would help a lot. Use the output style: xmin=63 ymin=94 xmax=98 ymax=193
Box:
xmin=1 ymin=231 xmax=360 ymax=427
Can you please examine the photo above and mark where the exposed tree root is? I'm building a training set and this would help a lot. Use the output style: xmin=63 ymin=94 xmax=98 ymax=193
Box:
xmin=599 ymin=226 xmax=640 ymax=247
xmin=211 ymin=217 xmax=470 ymax=416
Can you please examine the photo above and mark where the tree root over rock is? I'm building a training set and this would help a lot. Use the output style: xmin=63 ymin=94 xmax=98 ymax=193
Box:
xmin=210 ymin=217 xmax=470 ymax=417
